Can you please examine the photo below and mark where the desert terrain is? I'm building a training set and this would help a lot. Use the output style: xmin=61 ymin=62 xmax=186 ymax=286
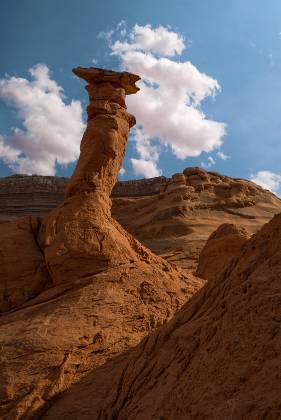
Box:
xmin=0 ymin=67 xmax=281 ymax=419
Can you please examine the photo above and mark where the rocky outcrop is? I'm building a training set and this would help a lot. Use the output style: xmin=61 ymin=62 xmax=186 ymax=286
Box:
xmin=44 ymin=212 xmax=281 ymax=419
xmin=37 ymin=67 xmax=142 ymax=284
xmin=113 ymin=168 xmax=281 ymax=272
xmin=1 ymin=168 xmax=281 ymax=274
xmin=0 ymin=68 xmax=202 ymax=419
xmin=196 ymin=223 xmax=251 ymax=281
xmin=1 ymin=168 xmax=279 ymax=218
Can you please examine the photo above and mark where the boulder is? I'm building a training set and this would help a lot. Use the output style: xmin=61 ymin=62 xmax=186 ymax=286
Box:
xmin=196 ymin=223 xmax=251 ymax=281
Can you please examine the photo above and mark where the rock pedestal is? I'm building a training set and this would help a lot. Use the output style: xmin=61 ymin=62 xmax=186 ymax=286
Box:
xmin=0 ymin=67 xmax=200 ymax=419
xmin=38 ymin=67 xmax=143 ymax=284
xmin=66 ymin=67 xmax=139 ymax=200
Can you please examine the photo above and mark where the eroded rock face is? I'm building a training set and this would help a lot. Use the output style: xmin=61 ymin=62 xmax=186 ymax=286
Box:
xmin=44 ymin=213 xmax=281 ymax=420
xmin=38 ymin=68 xmax=141 ymax=284
xmin=113 ymin=168 xmax=281 ymax=272
xmin=0 ymin=68 xmax=202 ymax=419
xmin=196 ymin=223 xmax=251 ymax=281
xmin=0 ymin=217 xmax=51 ymax=312
xmin=1 ymin=168 xmax=281 ymax=274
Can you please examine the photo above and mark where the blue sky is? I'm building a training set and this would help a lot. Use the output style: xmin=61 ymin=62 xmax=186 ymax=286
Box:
xmin=1 ymin=0 xmax=281 ymax=192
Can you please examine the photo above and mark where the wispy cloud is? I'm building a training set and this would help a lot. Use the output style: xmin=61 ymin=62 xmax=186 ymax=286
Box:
xmin=201 ymin=156 xmax=216 ymax=169
xmin=217 ymin=151 xmax=230 ymax=160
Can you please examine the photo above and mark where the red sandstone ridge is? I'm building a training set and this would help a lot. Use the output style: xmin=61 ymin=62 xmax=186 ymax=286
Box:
xmin=43 ymin=212 xmax=281 ymax=419
xmin=196 ymin=223 xmax=251 ymax=281
xmin=0 ymin=68 xmax=202 ymax=419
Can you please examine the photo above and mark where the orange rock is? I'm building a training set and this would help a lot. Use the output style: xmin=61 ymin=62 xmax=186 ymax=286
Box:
xmin=0 ymin=68 xmax=202 ymax=419
xmin=1 ymin=168 xmax=281 ymax=275
xmin=0 ymin=217 xmax=51 ymax=313
xmin=196 ymin=223 xmax=251 ymax=281
xmin=44 ymin=213 xmax=281 ymax=419
xmin=38 ymin=68 xmax=143 ymax=284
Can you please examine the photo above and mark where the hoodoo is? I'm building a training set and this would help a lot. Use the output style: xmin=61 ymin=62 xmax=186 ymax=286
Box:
xmin=0 ymin=68 xmax=201 ymax=419
xmin=38 ymin=67 xmax=142 ymax=283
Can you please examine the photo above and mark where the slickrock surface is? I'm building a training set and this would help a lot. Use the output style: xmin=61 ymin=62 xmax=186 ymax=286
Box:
xmin=1 ymin=168 xmax=281 ymax=273
xmin=43 ymin=212 xmax=281 ymax=420
xmin=0 ymin=68 xmax=202 ymax=419
xmin=196 ymin=223 xmax=251 ymax=281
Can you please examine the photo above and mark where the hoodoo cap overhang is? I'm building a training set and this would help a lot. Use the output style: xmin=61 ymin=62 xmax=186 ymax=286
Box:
xmin=72 ymin=66 xmax=140 ymax=94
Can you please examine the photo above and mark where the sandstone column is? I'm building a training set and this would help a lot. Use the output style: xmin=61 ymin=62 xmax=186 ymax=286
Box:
xmin=39 ymin=67 xmax=142 ymax=284
xmin=66 ymin=67 xmax=139 ymax=201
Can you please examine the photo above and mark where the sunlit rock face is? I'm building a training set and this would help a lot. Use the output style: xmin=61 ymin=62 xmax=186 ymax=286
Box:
xmin=1 ymin=165 xmax=281 ymax=275
xmin=38 ymin=67 xmax=142 ymax=284
xmin=44 ymin=213 xmax=281 ymax=420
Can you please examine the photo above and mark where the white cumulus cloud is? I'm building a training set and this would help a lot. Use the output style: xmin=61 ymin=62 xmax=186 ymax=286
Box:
xmin=0 ymin=64 xmax=85 ymax=175
xmin=131 ymin=158 xmax=162 ymax=178
xmin=250 ymin=170 xmax=281 ymax=195
xmin=129 ymin=127 xmax=161 ymax=177
xmin=103 ymin=23 xmax=226 ymax=178
xmin=111 ymin=24 xmax=185 ymax=57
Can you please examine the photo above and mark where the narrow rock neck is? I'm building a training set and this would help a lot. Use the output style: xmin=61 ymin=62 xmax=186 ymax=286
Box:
xmin=65 ymin=82 xmax=136 ymax=199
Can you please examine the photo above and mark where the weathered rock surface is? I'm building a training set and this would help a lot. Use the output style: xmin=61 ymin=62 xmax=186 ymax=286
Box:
xmin=113 ymin=168 xmax=281 ymax=272
xmin=37 ymin=67 xmax=140 ymax=284
xmin=0 ymin=68 xmax=201 ymax=419
xmin=0 ymin=217 xmax=51 ymax=312
xmin=44 ymin=212 xmax=281 ymax=420
xmin=196 ymin=223 xmax=251 ymax=281
xmin=1 ymin=168 xmax=281 ymax=273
